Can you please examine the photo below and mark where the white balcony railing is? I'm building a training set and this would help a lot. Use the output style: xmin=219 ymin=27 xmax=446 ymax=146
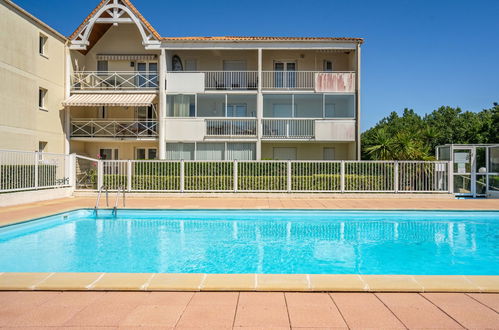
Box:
xmin=262 ymin=119 xmax=315 ymax=139
xmin=71 ymin=120 xmax=158 ymax=138
xmin=201 ymin=71 xmax=259 ymax=90
xmin=262 ymin=71 xmax=355 ymax=91
xmin=71 ymin=71 xmax=159 ymax=90
xmin=206 ymin=118 xmax=258 ymax=137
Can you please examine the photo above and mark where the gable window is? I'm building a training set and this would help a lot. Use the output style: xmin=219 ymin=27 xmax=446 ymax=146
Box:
xmin=38 ymin=88 xmax=47 ymax=110
xmin=39 ymin=34 xmax=48 ymax=56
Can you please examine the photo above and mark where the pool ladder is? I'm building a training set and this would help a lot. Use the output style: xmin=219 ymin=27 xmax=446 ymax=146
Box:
xmin=94 ymin=186 xmax=126 ymax=216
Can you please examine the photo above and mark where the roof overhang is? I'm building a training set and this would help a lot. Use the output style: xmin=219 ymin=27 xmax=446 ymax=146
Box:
xmin=63 ymin=93 xmax=157 ymax=107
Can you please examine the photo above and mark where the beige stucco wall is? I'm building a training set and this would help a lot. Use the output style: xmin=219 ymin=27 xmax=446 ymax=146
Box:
xmin=71 ymin=141 xmax=159 ymax=160
xmin=72 ymin=24 xmax=159 ymax=72
xmin=261 ymin=142 xmax=356 ymax=160
xmin=0 ymin=1 xmax=66 ymax=153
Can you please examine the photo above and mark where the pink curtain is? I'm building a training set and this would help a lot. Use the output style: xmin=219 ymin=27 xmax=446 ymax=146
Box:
xmin=315 ymin=73 xmax=355 ymax=92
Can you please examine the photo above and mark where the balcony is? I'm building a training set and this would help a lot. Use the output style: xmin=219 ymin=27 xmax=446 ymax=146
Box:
xmin=166 ymin=71 xmax=355 ymax=93
xmin=206 ymin=118 xmax=258 ymax=137
xmin=262 ymin=118 xmax=356 ymax=141
xmin=71 ymin=120 xmax=158 ymax=139
xmin=262 ymin=71 xmax=355 ymax=91
xmin=71 ymin=71 xmax=159 ymax=91
xmin=262 ymin=119 xmax=315 ymax=139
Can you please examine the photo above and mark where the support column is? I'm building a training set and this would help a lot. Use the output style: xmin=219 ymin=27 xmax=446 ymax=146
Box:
xmin=159 ymin=49 xmax=167 ymax=159
xmin=256 ymin=48 xmax=263 ymax=160
xmin=64 ymin=47 xmax=71 ymax=155
xmin=355 ymin=43 xmax=362 ymax=160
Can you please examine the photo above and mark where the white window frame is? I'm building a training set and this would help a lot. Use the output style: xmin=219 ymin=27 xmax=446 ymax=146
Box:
xmin=39 ymin=34 xmax=48 ymax=57
xmin=38 ymin=88 xmax=47 ymax=110
xmin=135 ymin=147 xmax=158 ymax=160
xmin=99 ymin=148 xmax=119 ymax=160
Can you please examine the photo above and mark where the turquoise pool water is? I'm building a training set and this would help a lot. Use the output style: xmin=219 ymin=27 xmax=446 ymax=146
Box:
xmin=0 ymin=209 xmax=498 ymax=275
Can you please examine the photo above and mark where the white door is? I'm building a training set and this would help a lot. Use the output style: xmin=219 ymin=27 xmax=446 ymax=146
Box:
xmin=223 ymin=60 xmax=247 ymax=89
xmin=273 ymin=147 xmax=297 ymax=160
xmin=274 ymin=61 xmax=296 ymax=88
xmin=137 ymin=62 xmax=158 ymax=88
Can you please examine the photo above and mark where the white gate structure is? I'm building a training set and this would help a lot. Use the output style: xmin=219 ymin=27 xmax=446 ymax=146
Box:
xmin=0 ymin=149 xmax=455 ymax=194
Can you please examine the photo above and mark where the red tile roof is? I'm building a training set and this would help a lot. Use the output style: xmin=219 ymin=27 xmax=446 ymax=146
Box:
xmin=69 ymin=0 xmax=363 ymax=45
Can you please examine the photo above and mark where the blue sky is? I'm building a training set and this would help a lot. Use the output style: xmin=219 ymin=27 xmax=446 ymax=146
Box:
xmin=15 ymin=0 xmax=499 ymax=130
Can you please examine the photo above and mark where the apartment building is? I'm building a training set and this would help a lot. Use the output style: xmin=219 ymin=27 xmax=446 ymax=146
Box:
xmin=0 ymin=0 xmax=67 ymax=153
xmin=1 ymin=0 xmax=363 ymax=161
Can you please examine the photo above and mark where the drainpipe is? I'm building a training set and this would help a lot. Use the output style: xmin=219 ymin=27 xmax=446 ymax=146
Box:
xmin=355 ymin=43 xmax=362 ymax=160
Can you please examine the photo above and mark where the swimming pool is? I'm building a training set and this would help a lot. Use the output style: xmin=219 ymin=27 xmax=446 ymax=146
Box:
xmin=0 ymin=209 xmax=497 ymax=275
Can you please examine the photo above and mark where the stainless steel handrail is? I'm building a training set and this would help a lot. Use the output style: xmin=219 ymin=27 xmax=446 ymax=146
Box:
xmin=112 ymin=186 xmax=126 ymax=216
xmin=94 ymin=185 xmax=109 ymax=215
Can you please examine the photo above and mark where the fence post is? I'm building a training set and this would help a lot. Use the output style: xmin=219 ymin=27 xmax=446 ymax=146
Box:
xmin=34 ymin=152 xmax=39 ymax=190
xmin=69 ymin=154 xmax=76 ymax=190
xmin=97 ymin=160 xmax=103 ymax=189
xmin=287 ymin=161 xmax=292 ymax=192
xmin=180 ymin=160 xmax=185 ymax=193
xmin=233 ymin=160 xmax=238 ymax=192
xmin=448 ymin=161 xmax=454 ymax=194
xmin=127 ymin=160 xmax=132 ymax=192
xmin=394 ymin=161 xmax=399 ymax=193
xmin=340 ymin=161 xmax=345 ymax=193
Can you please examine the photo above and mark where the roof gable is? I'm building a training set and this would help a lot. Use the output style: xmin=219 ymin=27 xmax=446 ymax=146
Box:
xmin=69 ymin=0 xmax=160 ymax=53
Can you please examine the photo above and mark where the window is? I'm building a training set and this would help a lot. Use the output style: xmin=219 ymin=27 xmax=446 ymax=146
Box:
xmin=97 ymin=60 xmax=108 ymax=72
xmin=167 ymin=95 xmax=195 ymax=117
xmin=197 ymin=94 xmax=225 ymax=117
xmin=264 ymin=94 xmax=293 ymax=118
xmin=38 ymin=88 xmax=47 ymax=109
xmin=38 ymin=141 xmax=47 ymax=153
xmin=39 ymin=34 xmax=47 ymax=56
xmin=323 ymin=147 xmax=335 ymax=160
xmin=99 ymin=149 xmax=119 ymax=160
xmin=324 ymin=60 xmax=333 ymax=72
xmin=98 ymin=107 xmax=107 ymax=119
xmin=165 ymin=143 xmax=195 ymax=160
xmin=273 ymin=147 xmax=297 ymax=160
xmin=325 ymin=95 xmax=355 ymax=118
xmin=136 ymin=148 xmax=157 ymax=160
xmin=294 ymin=94 xmax=323 ymax=118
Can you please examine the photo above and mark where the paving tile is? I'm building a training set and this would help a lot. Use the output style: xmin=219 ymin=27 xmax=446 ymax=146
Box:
xmin=90 ymin=273 xmax=154 ymax=290
xmin=423 ymin=293 xmax=499 ymax=329
xmin=146 ymin=273 xmax=204 ymax=291
xmin=257 ymin=274 xmax=309 ymax=291
xmin=0 ymin=272 xmax=53 ymax=290
xmin=362 ymin=275 xmax=424 ymax=292
xmin=330 ymin=293 xmax=405 ymax=329
xmin=145 ymin=291 xmax=194 ymax=305
xmin=41 ymin=291 xmax=106 ymax=307
xmin=0 ymin=292 xmax=62 ymax=326
xmin=176 ymin=292 xmax=238 ymax=328
xmin=35 ymin=272 xmax=104 ymax=290
xmin=467 ymin=293 xmax=499 ymax=313
xmin=466 ymin=275 xmax=499 ymax=292
xmin=119 ymin=304 xmax=186 ymax=327
xmin=235 ymin=292 xmax=290 ymax=328
xmin=202 ymin=274 xmax=256 ymax=291
xmin=285 ymin=293 xmax=347 ymax=328
xmin=64 ymin=302 xmax=142 ymax=327
xmin=309 ymin=274 xmax=367 ymax=291
xmin=6 ymin=305 xmax=84 ymax=327
xmin=414 ymin=275 xmax=479 ymax=292
xmin=376 ymin=293 xmax=463 ymax=329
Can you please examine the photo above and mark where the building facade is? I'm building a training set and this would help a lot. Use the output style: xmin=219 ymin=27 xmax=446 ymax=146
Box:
xmin=1 ymin=0 xmax=363 ymax=161
xmin=0 ymin=0 xmax=67 ymax=153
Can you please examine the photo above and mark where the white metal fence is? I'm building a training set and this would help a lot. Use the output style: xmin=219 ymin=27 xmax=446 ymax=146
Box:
xmin=71 ymin=120 xmax=158 ymax=138
xmin=262 ymin=119 xmax=315 ymax=139
xmin=206 ymin=119 xmax=258 ymax=137
xmin=203 ymin=71 xmax=259 ymax=90
xmin=71 ymin=71 xmax=159 ymax=90
xmin=262 ymin=71 xmax=356 ymax=91
xmin=0 ymin=150 xmax=453 ymax=195
xmin=90 ymin=160 xmax=451 ymax=193
xmin=0 ymin=150 xmax=71 ymax=193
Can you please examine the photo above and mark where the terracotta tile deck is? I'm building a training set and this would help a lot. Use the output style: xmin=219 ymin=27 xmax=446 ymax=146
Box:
xmin=0 ymin=291 xmax=497 ymax=329
xmin=0 ymin=196 xmax=498 ymax=227
xmin=0 ymin=197 xmax=498 ymax=328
